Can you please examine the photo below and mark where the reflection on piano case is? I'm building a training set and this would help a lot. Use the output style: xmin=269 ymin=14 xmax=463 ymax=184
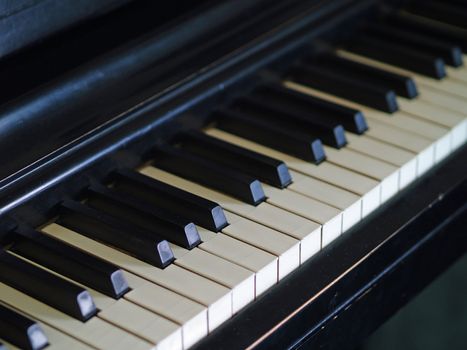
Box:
xmin=0 ymin=0 xmax=466 ymax=349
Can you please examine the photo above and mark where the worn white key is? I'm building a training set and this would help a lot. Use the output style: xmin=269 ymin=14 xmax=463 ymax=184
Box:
xmin=223 ymin=212 xmax=302 ymax=278
xmin=123 ymin=273 xmax=207 ymax=349
xmin=323 ymin=146 xmax=399 ymax=202
xmin=197 ymin=228 xmax=278 ymax=296
xmin=41 ymin=224 xmax=232 ymax=332
xmin=0 ymin=283 xmax=154 ymax=350
xmin=140 ymin=166 xmax=320 ymax=264
xmin=262 ymin=184 xmax=343 ymax=246
xmin=170 ymin=247 xmax=255 ymax=314
xmin=206 ymin=128 xmax=381 ymax=217
xmin=345 ymin=133 xmax=417 ymax=189
xmin=288 ymin=170 xmax=362 ymax=232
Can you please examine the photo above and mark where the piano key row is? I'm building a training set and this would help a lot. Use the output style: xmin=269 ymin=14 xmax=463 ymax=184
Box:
xmin=2 ymin=6 xmax=467 ymax=349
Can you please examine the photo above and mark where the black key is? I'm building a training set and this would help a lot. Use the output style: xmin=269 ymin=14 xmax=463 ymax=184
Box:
xmin=174 ymin=130 xmax=292 ymax=188
xmin=363 ymin=23 xmax=463 ymax=67
xmin=0 ymin=251 xmax=97 ymax=322
xmin=253 ymin=83 xmax=368 ymax=134
xmin=304 ymin=54 xmax=418 ymax=99
xmin=112 ymin=169 xmax=228 ymax=232
xmin=0 ymin=304 xmax=48 ymax=350
xmin=385 ymin=12 xmax=467 ymax=53
xmin=233 ymin=96 xmax=348 ymax=147
xmin=346 ymin=34 xmax=446 ymax=79
xmin=151 ymin=145 xmax=266 ymax=205
xmin=287 ymin=62 xmax=399 ymax=113
xmin=407 ymin=1 xmax=467 ymax=30
xmin=214 ymin=109 xmax=325 ymax=163
xmin=86 ymin=185 xmax=201 ymax=249
xmin=7 ymin=228 xmax=129 ymax=299
xmin=58 ymin=200 xmax=174 ymax=268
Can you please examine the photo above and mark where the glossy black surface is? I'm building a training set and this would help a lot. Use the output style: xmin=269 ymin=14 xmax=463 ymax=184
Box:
xmin=233 ymin=95 xmax=348 ymax=147
xmin=288 ymin=62 xmax=399 ymax=112
xmin=86 ymin=185 xmax=201 ymax=249
xmin=151 ymin=145 xmax=266 ymax=205
xmin=175 ymin=130 xmax=292 ymax=188
xmin=58 ymin=200 xmax=175 ymax=268
xmin=112 ymin=169 xmax=228 ymax=232
xmin=384 ymin=12 xmax=467 ymax=53
xmin=0 ymin=304 xmax=48 ymax=350
xmin=363 ymin=23 xmax=463 ymax=67
xmin=406 ymin=0 xmax=467 ymax=30
xmin=215 ymin=109 xmax=326 ymax=163
xmin=346 ymin=34 xmax=447 ymax=79
xmin=7 ymin=228 xmax=129 ymax=298
xmin=255 ymin=83 xmax=369 ymax=134
xmin=307 ymin=54 xmax=418 ymax=99
xmin=0 ymin=251 xmax=97 ymax=321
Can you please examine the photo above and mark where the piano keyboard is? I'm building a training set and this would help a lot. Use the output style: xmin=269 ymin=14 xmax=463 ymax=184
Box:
xmin=1 ymin=1 xmax=467 ymax=349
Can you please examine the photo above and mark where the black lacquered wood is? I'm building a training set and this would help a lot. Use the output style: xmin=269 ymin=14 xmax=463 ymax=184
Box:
xmin=58 ymin=200 xmax=174 ymax=268
xmin=8 ymin=228 xmax=129 ymax=299
xmin=0 ymin=304 xmax=48 ymax=350
xmin=306 ymin=54 xmax=418 ymax=99
xmin=254 ymin=83 xmax=368 ymax=134
xmin=175 ymin=130 xmax=292 ymax=188
xmin=112 ymin=169 xmax=228 ymax=232
xmin=385 ymin=12 xmax=467 ymax=53
xmin=214 ymin=109 xmax=326 ymax=163
xmin=363 ymin=23 xmax=463 ymax=67
xmin=346 ymin=34 xmax=446 ymax=79
xmin=288 ymin=62 xmax=399 ymax=112
xmin=234 ymin=96 xmax=348 ymax=148
xmin=0 ymin=251 xmax=97 ymax=322
xmin=151 ymin=145 xmax=266 ymax=205
xmin=86 ymin=185 xmax=201 ymax=249
xmin=407 ymin=0 xmax=467 ymax=30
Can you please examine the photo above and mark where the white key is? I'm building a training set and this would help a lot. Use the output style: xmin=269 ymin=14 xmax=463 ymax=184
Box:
xmin=334 ymin=50 xmax=467 ymax=149
xmin=169 ymin=246 xmax=255 ymax=314
xmin=336 ymin=49 xmax=467 ymax=99
xmin=345 ymin=133 xmax=417 ymax=188
xmin=283 ymin=82 xmax=439 ymax=173
xmin=196 ymin=228 xmax=278 ymax=296
xmin=0 ymin=305 xmax=92 ymax=350
xmin=223 ymin=212 xmax=302 ymax=278
xmin=9 ymin=251 xmax=183 ymax=350
xmin=99 ymin=299 xmax=181 ymax=350
xmin=0 ymin=283 xmax=154 ymax=350
xmin=41 ymin=224 xmax=232 ymax=332
xmin=123 ymin=273 xmax=207 ymax=349
xmin=205 ymin=128 xmax=381 ymax=217
xmin=323 ymin=146 xmax=400 ymax=202
xmin=140 ymin=166 xmax=320 ymax=264
xmin=288 ymin=170 xmax=362 ymax=232
xmin=262 ymin=184 xmax=343 ymax=246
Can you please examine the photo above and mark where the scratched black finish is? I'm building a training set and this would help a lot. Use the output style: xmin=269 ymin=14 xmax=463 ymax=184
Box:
xmin=192 ymin=145 xmax=467 ymax=350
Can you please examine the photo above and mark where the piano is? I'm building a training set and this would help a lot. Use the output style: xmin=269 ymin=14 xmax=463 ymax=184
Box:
xmin=0 ymin=0 xmax=466 ymax=349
